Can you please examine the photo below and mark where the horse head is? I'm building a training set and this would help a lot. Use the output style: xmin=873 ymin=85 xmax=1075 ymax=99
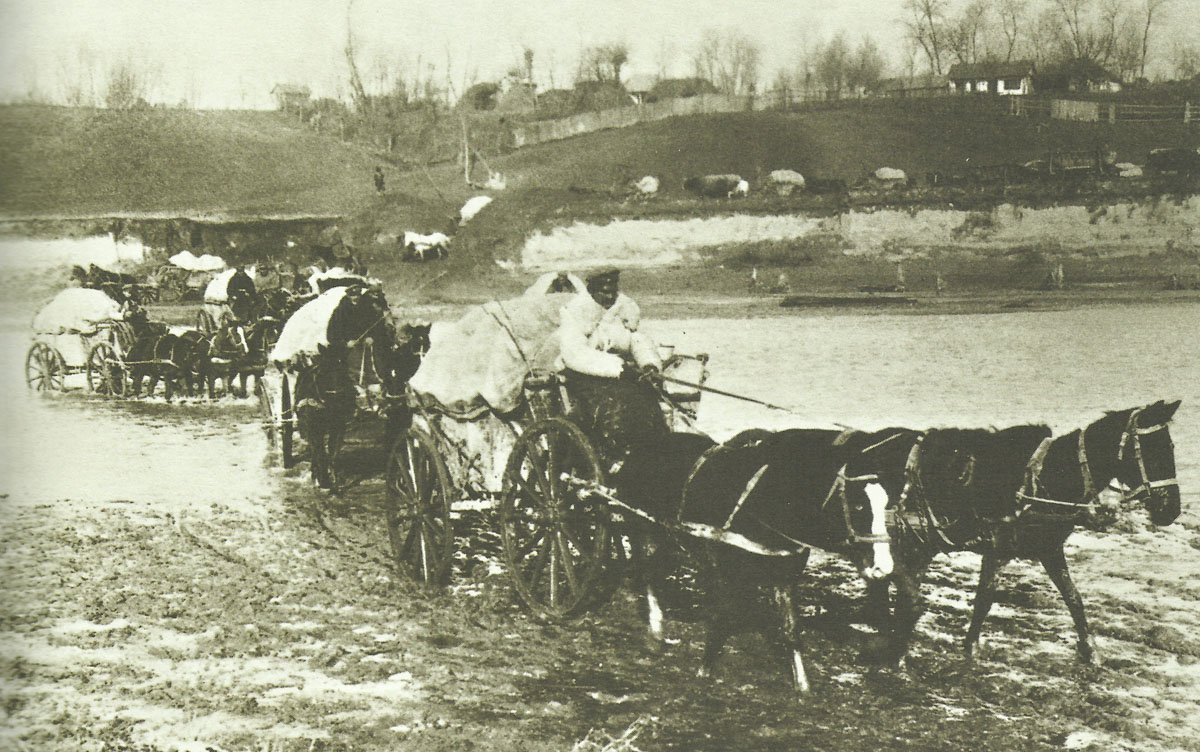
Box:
xmin=837 ymin=428 xmax=924 ymax=581
xmin=1111 ymin=400 xmax=1182 ymax=526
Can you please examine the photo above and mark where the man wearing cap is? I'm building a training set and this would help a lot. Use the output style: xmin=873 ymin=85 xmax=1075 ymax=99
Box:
xmin=557 ymin=268 xmax=667 ymax=468
xmin=557 ymin=267 xmax=661 ymax=379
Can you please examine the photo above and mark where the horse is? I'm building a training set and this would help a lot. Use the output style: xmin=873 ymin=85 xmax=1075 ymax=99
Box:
xmin=895 ymin=401 xmax=1181 ymax=664
xmin=126 ymin=332 xmax=202 ymax=400
xmin=625 ymin=426 xmax=923 ymax=691
xmin=291 ymin=285 xmax=397 ymax=490
xmin=862 ymin=423 xmax=1053 ymax=665
xmin=208 ymin=313 xmax=281 ymax=398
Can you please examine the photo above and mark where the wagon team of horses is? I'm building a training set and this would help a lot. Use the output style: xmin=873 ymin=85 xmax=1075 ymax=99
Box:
xmin=25 ymin=268 xmax=1186 ymax=693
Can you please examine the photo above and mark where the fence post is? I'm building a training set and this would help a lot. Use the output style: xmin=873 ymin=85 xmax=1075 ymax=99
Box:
xmin=1186 ymin=102 xmax=1192 ymax=124
xmin=1108 ymin=103 xmax=1116 ymax=123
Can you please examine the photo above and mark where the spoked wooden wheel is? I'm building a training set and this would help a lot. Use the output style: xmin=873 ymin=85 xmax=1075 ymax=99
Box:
xmin=500 ymin=417 xmax=609 ymax=621
xmin=279 ymin=373 xmax=294 ymax=468
xmin=85 ymin=341 xmax=126 ymax=397
xmin=25 ymin=343 xmax=66 ymax=392
xmin=257 ymin=380 xmax=278 ymax=449
xmin=385 ymin=426 xmax=454 ymax=590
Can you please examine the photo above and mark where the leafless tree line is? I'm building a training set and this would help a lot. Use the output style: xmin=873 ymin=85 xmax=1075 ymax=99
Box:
xmin=902 ymin=0 xmax=1189 ymax=80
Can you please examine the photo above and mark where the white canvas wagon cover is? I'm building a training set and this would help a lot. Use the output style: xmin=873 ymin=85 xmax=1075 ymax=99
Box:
xmin=168 ymin=250 xmax=227 ymax=272
xmin=408 ymin=293 xmax=574 ymax=418
xmin=32 ymin=288 xmax=124 ymax=335
xmin=268 ymin=286 xmax=350 ymax=364
xmin=204 ymin=267 xmax=256 ymax=303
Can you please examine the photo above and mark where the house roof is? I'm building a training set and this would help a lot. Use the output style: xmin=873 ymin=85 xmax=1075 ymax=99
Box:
xmin=947 ymin=60 xmax=1036 ymax=80
xmin=881 ymin=73 xmax=948 ymax=90
xmin=271 ymin=84 xmax=311 ymax=96
xmin=1038 ymin=59 xmax=1120 ymax=82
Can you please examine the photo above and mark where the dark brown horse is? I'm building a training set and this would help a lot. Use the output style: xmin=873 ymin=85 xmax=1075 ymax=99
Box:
xmin=891 ymin=401 xmax=1181 ymax=664
xmin=614 ymin=426 xmax=922 ymax=691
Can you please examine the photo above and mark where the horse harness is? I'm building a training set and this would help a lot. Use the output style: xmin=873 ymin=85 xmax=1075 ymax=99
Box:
xmin=1016 ymin=408 xmax=1178 ymax=522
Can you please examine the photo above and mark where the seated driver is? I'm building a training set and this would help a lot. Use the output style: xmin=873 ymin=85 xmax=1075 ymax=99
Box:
xmin=557 ymin=267 xmax=661 ymax=379
xmin=556 ymin=267 xmax=666 ymax=467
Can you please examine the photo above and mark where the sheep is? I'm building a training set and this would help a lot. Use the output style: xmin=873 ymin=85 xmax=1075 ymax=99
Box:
xmin=768 ymin=169 xmax=806 ymax=196
xmin=728 ymin=179 xmax=750 ymax=198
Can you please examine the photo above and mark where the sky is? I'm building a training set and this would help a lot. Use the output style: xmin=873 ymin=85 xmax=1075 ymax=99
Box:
xmin=0 ymin=0 xmax=1197 ymax=109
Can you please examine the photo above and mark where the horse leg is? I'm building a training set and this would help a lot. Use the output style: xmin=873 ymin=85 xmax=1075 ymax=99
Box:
xmin=860 ymin=579 xmax=892 ymax=629
xmin=326 ymin=420 xmax=350 ymax=492
xmin=774 ymin=583 xmax=810 ymax=692
xmin=627 ymin=527 xmax=667 ymax=651
xmin=697 ymin=553 xmax=754 ymax=680
xmin=964 ymin=551 xmax=1010 ymax=660
xmin=1040 ymin=546 xmax=1095 ymax=664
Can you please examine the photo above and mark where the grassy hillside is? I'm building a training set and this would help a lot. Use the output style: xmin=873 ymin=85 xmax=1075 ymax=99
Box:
xmin=0 ymin=105 xmax=380 ymax=217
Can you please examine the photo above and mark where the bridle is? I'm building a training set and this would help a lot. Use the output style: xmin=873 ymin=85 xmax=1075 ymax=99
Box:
xmin=1017 ymin=408 xmax=1177 ymax=519
xmin=1116 ymin=409 xmax=1179 ymax=503
xmin=825 ymin=432 xmax=909 ymax=546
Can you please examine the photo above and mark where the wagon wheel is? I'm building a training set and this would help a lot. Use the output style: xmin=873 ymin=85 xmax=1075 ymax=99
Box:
xmin=155 ymin=266 xmax=186 ymax=303
xmin=279 ymin=373 xmax=295 ymax=468
xmin=195 ymin=310 xmax=217 ymax=335
xmin=110 ymin=321 xmax=136 ymax=355
xmin=85 ymin=341 xmax=126 ymax=397
xmin=25 ymin=343 xmax=66 ymax=392
xmin=500 ymin=417 xmax=609 ymax=621
xmin=257 ymin=380 xmax=277 ymax=450
xmin=385 ymin=426 xmax=455 ymax=590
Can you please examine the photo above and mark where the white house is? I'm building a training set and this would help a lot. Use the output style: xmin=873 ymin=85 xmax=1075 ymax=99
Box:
xmin=947 ymin=61 xmax=1036 ymax=96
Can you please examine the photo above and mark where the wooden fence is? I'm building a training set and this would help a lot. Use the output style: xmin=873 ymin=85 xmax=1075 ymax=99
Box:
xmin=1011 ymin=96 xmax=1193 ymax=123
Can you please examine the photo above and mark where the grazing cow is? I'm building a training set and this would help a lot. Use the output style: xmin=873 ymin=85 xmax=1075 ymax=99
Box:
xmin=683 ymin=174 xmax=743 ymax=198
xmin=728 ymin=179 xmax=750 ymax=198
xmin=768 ymin=169 xmax=806 ymax=196
xmin=402 ymin=231 xmax=451 ymax=261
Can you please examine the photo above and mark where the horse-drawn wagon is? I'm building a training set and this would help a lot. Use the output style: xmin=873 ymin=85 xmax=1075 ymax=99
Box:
xmin=26 ymin=288 xmax=135 ymax=395
xmin=152 ymin=251 xmax=226 ymax=305
xmin=381 ymin=293 xmax=712 ymax=620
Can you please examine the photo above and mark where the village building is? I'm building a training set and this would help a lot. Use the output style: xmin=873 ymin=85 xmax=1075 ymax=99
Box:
xmin=947 ymin=61 xmax=1036 ymax=96
xmin=270 ymin=84 xmax=311 ymax=113
xmin=1035 ymin=60 xmax=1123 ymax=94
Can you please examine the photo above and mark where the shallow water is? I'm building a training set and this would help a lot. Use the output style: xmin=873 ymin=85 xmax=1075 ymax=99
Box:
xmin=2 ymin=302 xmax=1197 ymax=523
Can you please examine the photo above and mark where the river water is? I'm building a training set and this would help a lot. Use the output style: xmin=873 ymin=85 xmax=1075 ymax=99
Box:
xmin=2 ymin=302 xmax=1197 ymax=523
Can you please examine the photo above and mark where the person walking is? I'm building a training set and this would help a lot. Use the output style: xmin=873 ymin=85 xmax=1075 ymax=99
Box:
xmin=373 ymin=166 xmax=385 ymax=194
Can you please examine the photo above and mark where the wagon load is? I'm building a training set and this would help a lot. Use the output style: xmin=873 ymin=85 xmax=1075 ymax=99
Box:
xmin=167 ymin=250 xmax=226 ymax=272
xmin=32 ymin=288 xmax=124 ymax=335
xmin=307 ymin=266 xmax=370 ymax=295
xmin=268 ymin=286 xmax=357 ymax=365
xmin=409 ymin=293 xmax=572 ymax=419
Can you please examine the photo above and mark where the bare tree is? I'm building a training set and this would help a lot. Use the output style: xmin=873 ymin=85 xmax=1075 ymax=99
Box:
xmin=344 ymin=0 xmax=371 ymax=113
xmin=1051 ymin=0 xmax=1128 ymax=66
xmin=816 ymin=32 xmax=851 ymax=97
xmin=848 ymin=35 xmax=888 ymax=94
xmin=104 ymin=59 xmax=147 ymax=109
xmin=902 ymin=0 xmax=950 ymax=74
xmin=1137 ymin=0 xmax=1170 ymax=78
xmin=653 ymin=37 xmax=677 ymax=81
xmin=578 ymin=42 xmax=629 ymax=82
xmin=691 ymin=29 xmax=761 ymax=94
xmin=948 ymin=0 xmax=990 ymax=64
xmin=997 ymin=0 xmax=1028 ymax=61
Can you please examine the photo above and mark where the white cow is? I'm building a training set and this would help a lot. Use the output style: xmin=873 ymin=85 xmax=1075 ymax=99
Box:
xmin=403 ymin=231 xmax=451 ymax=261
xmin=728 ymin=179 xmax=750 ymax=198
